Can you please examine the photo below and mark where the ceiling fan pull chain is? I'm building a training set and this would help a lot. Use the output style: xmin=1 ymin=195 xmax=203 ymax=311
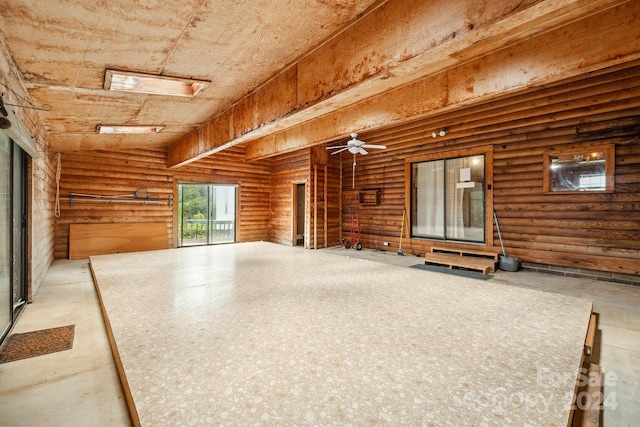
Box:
xmin=353 ymin=154 xmax=357 ymax=188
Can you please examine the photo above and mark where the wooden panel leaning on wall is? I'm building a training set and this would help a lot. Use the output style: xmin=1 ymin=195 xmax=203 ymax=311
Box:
xmin=69 ymin=222 xmax=168 ymax=259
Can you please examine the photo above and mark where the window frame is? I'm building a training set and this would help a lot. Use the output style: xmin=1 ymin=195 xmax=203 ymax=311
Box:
xmin=405 ymin=146 xmax=493 ymax=245
xmin=542 ymin=144 xmax=615 ymax=193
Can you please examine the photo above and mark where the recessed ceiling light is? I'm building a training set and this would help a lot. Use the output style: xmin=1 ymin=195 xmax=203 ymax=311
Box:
xmin=97 ymin=125 xmax=164 ymax=134
xmin=104 ymin=69 xmax=210 ymax=97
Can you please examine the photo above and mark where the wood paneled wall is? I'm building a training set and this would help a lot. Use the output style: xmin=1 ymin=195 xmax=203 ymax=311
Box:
xmin=339 ymin=62 xmax=640 ymax=276
xmin=270 ymin=150 xmax=309 ymax=246
xmin=174 ymin=145 xmax=271 ymax=243
xmin=54 ymin=147 xmax=271 ymax=259
xmin=31 ymin=150 xmax=60 ymax=296
xmin=51 ymin=63 xmax=639 ymax=276
xmin=309 ymin=146 xmax=341 ymax=249
xmin=1 ymin=44 xmax=55 ymax=298
xmin=268 ymin=147 xmax=341 ymax=248
xmin=54 ymin=149 xmax=172 ymax=258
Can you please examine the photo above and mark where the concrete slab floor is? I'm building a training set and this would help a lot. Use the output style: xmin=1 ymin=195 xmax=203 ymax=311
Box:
xmin=0 ymin=246 xmax=637 ymax=426
xmin=0 ymin=259 xmax=132 ymax=427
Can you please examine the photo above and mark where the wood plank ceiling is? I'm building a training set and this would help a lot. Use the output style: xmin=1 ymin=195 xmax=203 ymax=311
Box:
xmin=1 ymin=0 xmax=638 ymax=166
xmin=0 ymin=0 xmax=382 ymax=149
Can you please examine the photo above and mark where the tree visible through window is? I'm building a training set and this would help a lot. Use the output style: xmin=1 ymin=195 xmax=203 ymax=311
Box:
xmin=178 ymin=184 xmax=237 ymax=246
xmin=411 ymin=154 xmax=485 ymax=243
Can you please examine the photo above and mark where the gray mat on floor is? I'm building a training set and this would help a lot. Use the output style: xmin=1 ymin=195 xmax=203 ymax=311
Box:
xmin=410 ymin=264 xmax=493 ymax=280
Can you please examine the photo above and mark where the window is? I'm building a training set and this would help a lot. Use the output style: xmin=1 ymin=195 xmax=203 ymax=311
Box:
xmin=543 ymin=144 xmax=614 ymax=192
xmin=411 ymin=153 xmax=486 ymax=243
xmin=177 ymin=184 xmax=237 ymax=247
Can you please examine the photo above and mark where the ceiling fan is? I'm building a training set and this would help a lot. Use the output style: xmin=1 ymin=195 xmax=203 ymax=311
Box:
xmin=326 ymin=133 xmax=387 ymax=188
xmin=326 ymin=133 xmax=386 ymax=156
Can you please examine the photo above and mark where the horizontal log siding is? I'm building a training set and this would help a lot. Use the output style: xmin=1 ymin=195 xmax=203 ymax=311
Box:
xmin=175 ymin=145 xmax=271 ymax=243
xmin=268 ymin=148 xmax=341 ymax=248
xmin=270 ymin=150 xmax=310 ymax=246
xmin=54 ymin=147 xmax=271 ymax=258
xmin=54 ymin=149 xmax=172 ymax=258
xmin=31 ymin=150 xmax=58 ymax=297
xmin=308 ymin=157 xmax=342 ymax=248
xmin=339 ymin=62 xmax=640 ymax=275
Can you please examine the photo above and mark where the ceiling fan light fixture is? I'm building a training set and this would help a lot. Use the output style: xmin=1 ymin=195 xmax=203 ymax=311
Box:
xmin=97 ymin=125 xmax=164 ymax=134
xmin=327 ymin=132 xmax=386 ymax=156
xmin=104 ymin=69 xmax=210 ymax=97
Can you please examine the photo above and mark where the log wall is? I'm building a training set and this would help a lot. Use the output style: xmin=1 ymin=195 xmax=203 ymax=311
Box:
xmin=174 ymin=145 xmax=271 ymax=243
xmin=54 ymin=146 xmax=271 ymax=259
xmin=269 ymin=150 xmax=310 ymax=246
xmin=268 ymin=147 xmax=341 ymax=248
xmin=32 ymin=150 xmax=62 ymax=296
xmin=340 ymin=61 xmax=640 ymax=276
xmin=51 ymin=62 xmax=640 ymax=277
xmin=309 ymin=146 xmax=342 ymax=249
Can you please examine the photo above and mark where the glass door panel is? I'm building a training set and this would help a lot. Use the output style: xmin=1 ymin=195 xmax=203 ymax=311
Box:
xmin=412 ymin=160 xmax=445 ymax=239
xmin=12 ymin=146 xmax=26 ymax=312
xmin=445 ymin=155 xmax=485 ymax=242
xmin=208 ymin=185 xmax=236 ymax=244
xmin=411 ymin=154 xmax=485 ymax=243
xmin=178 ymin=184 xmax=236 ymax=247
xmin=1 ymin=133 xmax=12 ymax=340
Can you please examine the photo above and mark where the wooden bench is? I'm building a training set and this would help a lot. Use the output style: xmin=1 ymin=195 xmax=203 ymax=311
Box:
xmin=423 ymin=247 xmax=499 ymax=275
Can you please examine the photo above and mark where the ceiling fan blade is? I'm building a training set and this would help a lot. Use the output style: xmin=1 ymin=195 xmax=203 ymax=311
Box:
xmin=326 ymin=145 xmax=346 ymax=149
xmin=361 ymin=144 xmax=386 ymax=149
xmin=330 ymin=146 xmax=350 ymax=155
xmin=359 ymin=148 xmax=368 ymax=155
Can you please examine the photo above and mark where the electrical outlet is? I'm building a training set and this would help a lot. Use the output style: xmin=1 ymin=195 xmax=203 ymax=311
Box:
xmin=383 ymin=242 xmax=390 ymax=246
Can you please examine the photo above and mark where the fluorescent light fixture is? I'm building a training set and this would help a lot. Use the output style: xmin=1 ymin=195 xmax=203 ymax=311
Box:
xmin=104 ymin=69 xmax=210 ymax=97
xmin=97 ymin=125 xmax=164 ymax=134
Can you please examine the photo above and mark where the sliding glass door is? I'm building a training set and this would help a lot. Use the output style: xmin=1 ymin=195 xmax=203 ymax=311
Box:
xmin=411 ymin=154 xmax=485 ymax=243
xmin=1 ymin=132 xmax=27 ymax=343
xmin=178 ymin=184 xmax=237 ymax=247
xmin=1 ymin=133 xmax=11 ymax=340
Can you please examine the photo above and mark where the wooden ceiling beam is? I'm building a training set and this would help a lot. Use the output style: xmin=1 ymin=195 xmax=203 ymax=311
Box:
xmin=245 ymin=1 xmax=640 ymax=161
xmin=168 ymin=0 xmax=630 ymax=167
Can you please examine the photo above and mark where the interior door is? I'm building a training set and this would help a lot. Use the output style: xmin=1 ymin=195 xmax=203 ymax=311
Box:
xmin=295 ymin=183 xmax=305 ymax=246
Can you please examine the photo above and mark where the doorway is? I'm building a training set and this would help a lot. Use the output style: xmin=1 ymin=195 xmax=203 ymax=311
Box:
xmin=0 ymin=132 xmax=27 ymax=343
xmin=293 ymin=183 xmax=305 ymax=246
xmin=177 ymin=184 xmax=237 ymax=247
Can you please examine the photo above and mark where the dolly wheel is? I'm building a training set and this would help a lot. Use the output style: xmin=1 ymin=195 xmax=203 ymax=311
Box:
xmin=355 ymin=242 xmax=362 ymax=250
xmin=344 ymin=241 xmax=352 ymax=249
